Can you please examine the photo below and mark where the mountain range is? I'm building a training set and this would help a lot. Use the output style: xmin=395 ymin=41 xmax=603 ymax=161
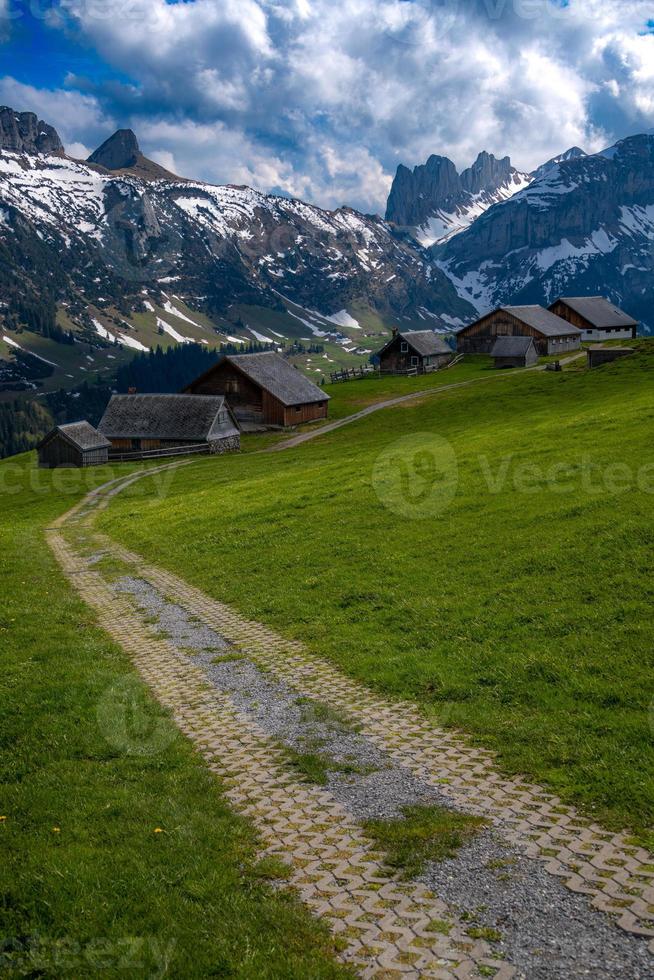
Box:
xmin=431 ymin=135 xmax=654 ymax=329
xmin=0 ymin=104 xmax=653 ymax=422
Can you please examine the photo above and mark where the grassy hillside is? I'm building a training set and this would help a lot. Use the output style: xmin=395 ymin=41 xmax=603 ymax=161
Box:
xmin=97 ymin=346 xmax=654 ymax=843
xmin=0 ymin=456 xmax=349 ymax=978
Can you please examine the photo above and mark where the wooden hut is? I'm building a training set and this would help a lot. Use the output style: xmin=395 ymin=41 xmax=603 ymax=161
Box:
xmin=98 ymin=393 xmax=240 ymax=457
xmin=37 ymin=421 xmax=110 ymax=468
xmin=457 ymin=305 xmax=581 ymax=356
xmin=377 ymin=330 xmax=454 ymax=374
xmin=548 ymin=296 xmax=638 ymax=341
xmin=184 ymin=351 xmax=329 ymax=428
xmin=491 ymin=335 xmax=538 ymax=369
xmin=587 ymin=346 xmax=635 ymax=369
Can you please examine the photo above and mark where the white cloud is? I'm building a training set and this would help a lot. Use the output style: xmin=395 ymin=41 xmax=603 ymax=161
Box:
xmin=66 ymin=141 xmax=92 ymax=159
xmin=5 ymin=0 xmax=654 ymax=212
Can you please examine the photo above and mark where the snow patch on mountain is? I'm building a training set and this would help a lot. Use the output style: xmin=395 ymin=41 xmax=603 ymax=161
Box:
xmin=157 ymin=316 xmax=193 ymax=344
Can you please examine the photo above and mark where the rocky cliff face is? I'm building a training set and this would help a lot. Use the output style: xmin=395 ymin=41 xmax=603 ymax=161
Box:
xmin=0 ymin=107 xmax=63 ymax=155
xmin=386 ymin=150 xmax=531 ymax=246
xmin=433 ymin=134 xmax=654 ymax=333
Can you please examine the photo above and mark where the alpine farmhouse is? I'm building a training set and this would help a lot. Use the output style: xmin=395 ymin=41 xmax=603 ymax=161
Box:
xmin=184 ymin=351 xmax=329 ymax=428
xmin=491 ymin=335 xmax=539 ymax=369
xmin=456 ymin=305 xmax=582 ymax=355
xmin=37 ymin=421 xmax=111 ymax=469
xmin=98 ymin=393 xmax=240 ymax=456
xmin=548 ymin=296 xmax=638 ymax=341
xmin=377 ymin=330 xmax=454 ymax=374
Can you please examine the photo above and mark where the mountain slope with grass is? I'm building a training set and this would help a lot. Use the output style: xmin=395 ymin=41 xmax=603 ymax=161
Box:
xmin=0 ymin=107 xmax=473 ymax=403
xmin=96 ymin=344 xmax=654 ymax=843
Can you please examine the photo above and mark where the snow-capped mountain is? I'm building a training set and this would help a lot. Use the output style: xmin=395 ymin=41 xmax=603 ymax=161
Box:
xmin=530 ymin=146 xmax=587 ymax=182
xmin=0 ymin=109 xmax=470 ymax=364
xmin=385 ymin=151 xmax=532 ymax=247
xmin=432 ymin=134 xmax=654 ymax=333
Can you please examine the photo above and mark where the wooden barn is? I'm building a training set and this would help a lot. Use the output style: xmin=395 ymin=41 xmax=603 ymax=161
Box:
xmin=37 ymin=421 xmax=110 ymax=469
xmin=587 ymin=346 xmax=635 ymax=369
xmin=548 ymin=296 xmax=638 ymax=341
xmin=457 ymin=305 xmax=582 ymax=356
xmin=377 ymin=330 xmax=454 ymax=374
xmin=184 ymin=351 xmax=329 ymax=428
xmin=98 ymin=393 xmax=240 ymax=457
xmin=491 ymin=335 xmax=539 ymax=369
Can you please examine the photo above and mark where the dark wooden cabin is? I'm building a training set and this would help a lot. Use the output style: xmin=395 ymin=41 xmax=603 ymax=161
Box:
xmin=377 ymin=330 xmax=454 ymax=374
xmin=457 ymin=305 xmax=582 ymax=356
xmin=587 ymin=346 xmax=635 ymax=369
xmin=184 ymin=351 xmax=329 ymax=428
xmin=98 ymin=393 xmax=240 ymax=456
xmin=37 ymin=421 xmax=110 ymax=468
xmin=548 ymin=296 xmax=638 ymax=341
xmin=491 ymin=335 xmax=539 ymax=369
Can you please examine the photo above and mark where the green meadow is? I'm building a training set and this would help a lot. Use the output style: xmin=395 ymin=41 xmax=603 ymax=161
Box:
xmin=97 ymin=345 xmax=654 ymax=844
xmin=0 ymin=458 xmax=349 ymax=978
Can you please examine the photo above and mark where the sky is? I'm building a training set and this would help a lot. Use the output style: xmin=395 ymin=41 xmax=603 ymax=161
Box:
xmin=1 ymin=0 xmax=653 ymax=213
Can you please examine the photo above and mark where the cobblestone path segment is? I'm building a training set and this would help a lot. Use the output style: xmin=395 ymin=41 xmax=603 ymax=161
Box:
xmin=48 ymin=467 xmax=654 ymax=967
xmin=83 ymin=539 xmax=654 ymax=950
xmin=47 ymin=522 xmax=509 ymax=978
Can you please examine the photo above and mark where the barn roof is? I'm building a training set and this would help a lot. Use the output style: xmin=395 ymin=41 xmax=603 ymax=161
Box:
xmin=554 ymin=296 xmax=637 ymax=328
xmin=218 ymin=352 xmax=329 ymax=406
xmin=37 ymin=421 xmax=110 ymax=452
xmin=98 ymin=393 xmax=239 ymax=442
xmin=385 ymin=330 xmax=452 ymax=357
xmin=491 ymin=336 xmax=536 ymax=357
xmin=501 ymin=305 xmax=582 ymax=337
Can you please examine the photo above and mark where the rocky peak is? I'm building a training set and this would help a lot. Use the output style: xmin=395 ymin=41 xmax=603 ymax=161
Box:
xmin=87 ymin=129 xmax=140 ymax=171
xmin=385 ymin=150 xmax=523 ymax=232
xmin=0 ymin=106 xmax=64 ymax=155
xmin=86 ymin=128 xmax=180 ymax=181
xmin=461 ymin=152 xmax=513 ymax=194
xmin=385 ymin=155 xmax=460 ymax=226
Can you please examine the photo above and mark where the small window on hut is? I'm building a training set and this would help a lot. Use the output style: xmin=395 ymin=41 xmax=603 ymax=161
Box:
xmin=411 ymin=355 xmax=418 ymax=366
xmin=295 ymin=405 xmax=302 ymax=413
xmin=400 ymin=341 xmax=408 ymax=352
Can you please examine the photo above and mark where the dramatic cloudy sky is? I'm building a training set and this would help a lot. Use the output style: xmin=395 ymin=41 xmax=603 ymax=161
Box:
xmin=1 ymin=0 xmax=653 ymax=211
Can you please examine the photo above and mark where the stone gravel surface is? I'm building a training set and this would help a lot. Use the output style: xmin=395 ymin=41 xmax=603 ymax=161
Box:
xmin=114 ymin=574 xmax=654 ymax=979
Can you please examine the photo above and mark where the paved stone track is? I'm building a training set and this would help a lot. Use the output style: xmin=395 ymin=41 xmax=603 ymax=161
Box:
xmin=46 ymin=465 xmax=654 ymax=977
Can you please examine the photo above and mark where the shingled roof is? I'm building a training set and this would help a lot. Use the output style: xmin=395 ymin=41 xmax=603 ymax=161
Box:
xmin=491 ymin=336 xmax=536 ymax=357
xmin=501 ymin=305 xmax=582 ymax=338
xmin=37 ymin=421 xmax=110 ymax=452
xmin=214 ymin=352 xmax=329 ymax=406
xmin=98 ymin=394 xmax=239 ymax=442
xmin=381 ymin=330 xmax=452 ymax=358
xmin=554 ymin=296 xmax=637 ymax=328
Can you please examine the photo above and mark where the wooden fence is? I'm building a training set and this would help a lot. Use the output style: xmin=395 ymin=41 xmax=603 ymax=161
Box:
xmin=108 ymin=443 xmax=211 ymax=462
xmin=329 ymin=365 xmax=378 ymax=383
